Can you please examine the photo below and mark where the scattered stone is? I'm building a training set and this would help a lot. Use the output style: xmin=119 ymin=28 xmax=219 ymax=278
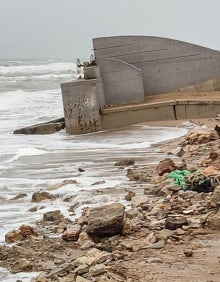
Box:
xmin=165 ymin=217 xmax=188 ymax=230
xmin=19 ymin=224 xmax=38 ymax=238
xmin=75 ymin=276 xmax=90 ymax=282
xmin=78 ymin=168 xmax=85 ymax=172
xmin=141 ymin=240 xmax=166 ymax=250
xmin=114 ymin=159 xmax=135 ymax=166
xmin=43 ymin=210 xmax=63 ymax=223
xmin=62 ymin=226 xmax=81 ymax=241
xmin=156 ymin=158 xmax=177 ymax=176
xmin=10 ymin=258 xmax=33 ymax=273
xmin=146 ymin=257 xmax=162 ymax=264
xmin=131 ymin=195 xmax=148 ymax=208
xmin=206 ymin=213 xmax=220 ymax=230
xmin=122 ymin=217 xmax=133 ymax=235
xmin=32 ymin=191 xmax=56 ymax=202
xmin=86 ymin=203 xmax=125 ymax=237
xmin=124 ymin=190 xmax=136 ymax=201
xmin=212 ymin=185 xmax=220 ymax=206
xmin=184 ymin=249 xmax=193 ymax=257
xmin=89 ymin=263 xmax=106 ymax=276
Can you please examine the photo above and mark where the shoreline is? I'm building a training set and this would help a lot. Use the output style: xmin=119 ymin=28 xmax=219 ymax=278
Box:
xmin=1 ymin=120 xmax=220 ymax=281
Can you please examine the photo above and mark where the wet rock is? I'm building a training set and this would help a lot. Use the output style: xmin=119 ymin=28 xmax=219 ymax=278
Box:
xmin=10 ymin=193 xmax=28 ymax=200
xmin=5 ymin=229 xmax=23 ymax=243
xmin=10 ymin=258 xmax=33 ymax=273
xmin=43 ymin=210 xmax=63 ymax=223
xmin=47 ymin=179 xmax=77 ymax=190
xmin=124 ymin=190 xmax=136 ymax=201
xmin=91 ymin=180 xmax=106 ymax=186
xmin=156 ymin=158 xmax=177 ymax=176
xmin=165 ymin=217 xmax=188 ymax=230
xmin=32 ymin=191 xmax=56 ymax=202
xmin=127 ymin=167 xmax=150 ymax=182
xmin=13 ymin=118 xmax=65 ymax=135
xmin=62 ymin=226 xmax=81 ymax=241
xmin=86 ymin=203 xmax=125 ymax=237
xmin=131 ymin=195 xmax=148 ymax=208
xmin=78 ymin=167 xmax=85 ymax=172
xmin=114 ymin=159 xmax=135 ymax=166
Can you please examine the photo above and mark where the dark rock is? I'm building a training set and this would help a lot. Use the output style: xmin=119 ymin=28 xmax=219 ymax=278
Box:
xmin=78 ymin=168 xmax=85 ymax=172
xmin=86 ymin=203 xmax=125 ymax=237
xmin=13 ymin=118 xmax=65 ymax=135
xmin=43 ymin=210 xmax=63 ymax=223
xmin=184 ymin=249 xmax=193 ymax=257
xmin=32 ymin=191 xmax=56 ymax=202
xmin=10 ymin=193 xmax=27 ymax=200
xmin=114 ymin=159 xmax=135 ymax=167
xmin=165 ymin=217 xmax=188 ymax=230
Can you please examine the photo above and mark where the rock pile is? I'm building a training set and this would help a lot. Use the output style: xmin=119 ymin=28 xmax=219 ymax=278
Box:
xmin=1 ymin=126 xmax=220 ymax=281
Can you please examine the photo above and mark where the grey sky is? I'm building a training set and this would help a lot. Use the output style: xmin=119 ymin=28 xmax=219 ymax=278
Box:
xmin=0 ymin=0 xmax=220 ymax=59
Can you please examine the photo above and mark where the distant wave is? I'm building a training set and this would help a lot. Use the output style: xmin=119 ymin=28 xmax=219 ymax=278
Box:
xmin=0 ymin=61 xmax=77 ymax=75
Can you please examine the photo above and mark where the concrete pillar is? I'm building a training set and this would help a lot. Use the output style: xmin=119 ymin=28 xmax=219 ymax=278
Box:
xmin=61 ymin=78 xmax=105 ymax=134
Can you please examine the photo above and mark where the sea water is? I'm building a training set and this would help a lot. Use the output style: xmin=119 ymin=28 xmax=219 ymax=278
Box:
xmin=0 ymin=59 xmax=187 ymax=281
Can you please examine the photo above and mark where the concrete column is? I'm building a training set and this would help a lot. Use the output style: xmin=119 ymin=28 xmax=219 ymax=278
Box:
xmin=61 ymin=78 xmax=105 ymax=134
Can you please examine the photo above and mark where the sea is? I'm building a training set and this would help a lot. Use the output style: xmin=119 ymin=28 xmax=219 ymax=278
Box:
xmin=0 ymin=58 xmax=188 ymax=281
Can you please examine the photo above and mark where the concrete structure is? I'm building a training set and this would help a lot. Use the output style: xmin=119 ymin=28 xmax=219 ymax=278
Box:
xmin=61 ymin=36 xmax=220 ymax=134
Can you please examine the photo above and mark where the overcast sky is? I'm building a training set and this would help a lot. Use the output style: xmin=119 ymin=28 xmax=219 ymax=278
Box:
xmin=0 ymin=0 xmax=220 ymax=59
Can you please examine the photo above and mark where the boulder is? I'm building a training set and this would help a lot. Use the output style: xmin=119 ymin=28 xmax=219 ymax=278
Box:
xmin=32 ymin=191 xmax=56 ymax=202
xmin=206 ymin=212 xmax=220 ymax=230
xmin=180 ymin=130 xmax=219 ymax=146
xmin=13 ymin=118 xmax=65 ymax=135
xmin=5 ymin=229 xmax=23 ymax=243
xmin=86 ymin=203 xmax=125 ymax=237
xmin=165 ymin=217 xmax=188 ymax=230
xmin=62 ymin=226 xmax=81 ymax=241
xmin=43 ymin=210 xmax=63 ymax=223
xmin=19 ymin=224 xmax=38 ymax=238
xmin=156 ymin=158 xmax=177 ymax=176
xmin=131 ymin=195 xmax=148 ymax=208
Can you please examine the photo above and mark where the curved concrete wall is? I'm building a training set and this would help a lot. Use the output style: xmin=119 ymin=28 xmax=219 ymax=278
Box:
xmin=94 ymin=36 xmax=220 ymax=95
xmin=99 ymin=58 xmax=145 ymax=105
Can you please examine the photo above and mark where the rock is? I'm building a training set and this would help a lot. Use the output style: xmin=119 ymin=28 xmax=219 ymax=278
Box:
xmin=32 ymin=191 xmax=56 ymax=202
xmin=212 ymin=185 xmax=220 ymax=206
xmin=155 ymin=229 xmax=174 ymax=241
xmin=5 ymin=229 xmax=23 ymax=243
xmin=180 ymin=130 xmax=218 ymax=145
xmin=146 ymin=257 xmax=162 ymax=264
xmin=10 ymin=193 xmax=28 ymax=200
xmin=125 ymin=208 xmax=139 ymax=219
xmin=202 ymin=165 xmax=220 ymax=176
xmin=13 ymin=118 xmax=65 ymax=135
xmin=43 ymin=210 xmax=63 ymax=223
xmin=80 ymin=240 xmax=96 ymax=250
xmin=131 ymin=195 xmax=148 ymax=208
xmin=114 ymin=159 xmax=135 ymax=166
xmin=62 ymin=226 xmax=81 ymax=241
xmin=32 ymin=273 xmax=49 ymax=282
xmin=91 ymin=180 xmax=106 ymax=186
xmin=141 ymin=240 xmax=166 ymax=250
xmin=184 ymin=249 xmax=193 ymax=257
xmin=167 ymin=184 xmax=182 ymax=192
xmin=78 ymin=168 xmax=85 ymax=172
xmin=165 ymin=217 xmax=188 ymax=230
xmin=124 ymin=190 xmax=136 ymax=201
xmin=19 ymin=224 xmax=38 ymax=238
xmin=10 ymin=258 xmax=33 ymax=273
xmin=206 ymin=212 xmax=220 ymax=230
xmin=127 ymin=167 xmax=150 ymax=182
xmin=74 ymin=264 xmax=89 ymax=275
xmin=75 ymin=276 xmax=90 ymax=282
xmin=156 ymin=158 xmax=177 ymax=176
xmin=47 ymin=179 xmax=77 ymax=190
xmin=89 ymin=263 xmax=106 ymax=276
xmin=122 ymin=217 xmax=133 ymax=235
xmin=86 ymin=203 xmax=125 ymax=237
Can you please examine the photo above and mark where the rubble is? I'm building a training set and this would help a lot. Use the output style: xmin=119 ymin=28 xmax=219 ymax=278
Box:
xmin=1 ymin=126 xmax=220 ymax=281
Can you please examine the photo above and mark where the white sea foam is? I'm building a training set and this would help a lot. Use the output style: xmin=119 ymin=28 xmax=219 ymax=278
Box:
xmin=0 ymin=61 xmax=76 ymax=75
